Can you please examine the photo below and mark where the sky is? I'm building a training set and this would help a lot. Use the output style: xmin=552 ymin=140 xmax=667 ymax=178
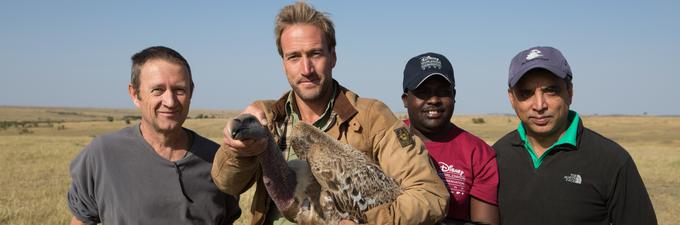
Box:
xmin=1 ymin=1 xmax=678 ymax=115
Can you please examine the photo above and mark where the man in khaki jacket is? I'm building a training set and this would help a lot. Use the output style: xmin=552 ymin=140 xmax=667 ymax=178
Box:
xmin=211 ymin=2 xmax=448 ymax=225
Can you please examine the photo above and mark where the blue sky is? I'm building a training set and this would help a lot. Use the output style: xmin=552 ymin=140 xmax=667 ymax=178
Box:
xmin=1 ymin=1 xmax=678 ymax=115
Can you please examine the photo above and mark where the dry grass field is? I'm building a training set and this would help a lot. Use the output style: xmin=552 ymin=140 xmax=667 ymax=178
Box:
xmin=0 ymin=106 xmax=677 ymax=225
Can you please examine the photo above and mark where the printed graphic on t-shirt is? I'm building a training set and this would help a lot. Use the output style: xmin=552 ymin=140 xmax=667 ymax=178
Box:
xmin=438 ymin=162 xmax=467 ymax=196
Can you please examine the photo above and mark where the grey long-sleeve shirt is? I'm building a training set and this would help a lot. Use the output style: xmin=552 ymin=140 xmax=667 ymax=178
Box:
xmin=68 ymin=124 xmax=240 ymax=225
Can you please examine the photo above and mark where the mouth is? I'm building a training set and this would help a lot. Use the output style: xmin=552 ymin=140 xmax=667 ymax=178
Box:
xmin=421 ymin=108 xmax=445 ymax=118
xmin=297 ymin=77 xmax=321 ymax=86
xmin=157 ymin=110 xmax=179 ymax=117
xmin=299 ymin=80 xmax=318 ymax=86
xmin=530 ymin=116 xmax=552 ymax=126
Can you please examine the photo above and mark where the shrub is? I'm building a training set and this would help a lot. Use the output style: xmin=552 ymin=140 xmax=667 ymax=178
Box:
xmin=472 ymin=117 xmax=486 ymax=124
xmin=19 ymin=128 xmax=33 ymax=134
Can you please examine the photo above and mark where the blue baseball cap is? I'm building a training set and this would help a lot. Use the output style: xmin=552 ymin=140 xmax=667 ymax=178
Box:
xmin=508 ymin=46 xmax=572 ymax=87
xmin=403 ymin=52 xmax=455 ymax=92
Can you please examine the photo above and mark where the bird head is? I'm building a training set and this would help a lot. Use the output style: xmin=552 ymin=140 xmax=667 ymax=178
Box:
xmin=228 ymin=113 xmax=269 ymax=140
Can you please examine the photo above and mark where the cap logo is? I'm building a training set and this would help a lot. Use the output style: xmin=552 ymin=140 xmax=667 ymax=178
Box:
xmin=420 ymin=56 xmax=442 ymax=70
xmin=526 ymin=49 xmax=543 ymax=60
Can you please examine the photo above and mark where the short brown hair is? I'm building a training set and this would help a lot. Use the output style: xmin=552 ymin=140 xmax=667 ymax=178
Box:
xmin=130 ymin=46 xmax=194 ymax=99
xmin=274 ymin=2 xmax=336 ymax=57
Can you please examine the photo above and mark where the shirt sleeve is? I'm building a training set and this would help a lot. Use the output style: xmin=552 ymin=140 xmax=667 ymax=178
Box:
xmin=608 ymin=157 xmax=657 ymax=225
xmin=469 ymin=143 xmax=499 ymax=205
xmin=363 ymin=101 xmax=449 ymax=225
xmin=67 ymin=139 xmax=101 ymax=225
xmin=221 ymin=194 xmax=242 ymax=225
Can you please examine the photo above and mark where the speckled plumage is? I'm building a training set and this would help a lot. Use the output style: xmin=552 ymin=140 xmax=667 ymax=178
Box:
xmin=228 ymin=114 xmax=401 ymax=224
xmin=290 ymin=122 xmax=402 ymax=224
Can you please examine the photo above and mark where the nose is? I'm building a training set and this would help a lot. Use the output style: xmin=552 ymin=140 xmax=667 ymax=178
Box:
xmin=301 ymin=56 xmax=315 ymax=76
xmin=162 ymin=90 xmax=178 ymax=108
xmin=532 ymin=91 xmax=547 ymax=112
xmin=425 ymin=93 xmax=441 ymax=105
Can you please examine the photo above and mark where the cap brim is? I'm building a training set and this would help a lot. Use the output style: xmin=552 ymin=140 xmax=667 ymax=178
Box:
xmin=408 ymin=73 xmax=452 ymax=91
xmin=509 ymin=63 xmax=568 ymax=87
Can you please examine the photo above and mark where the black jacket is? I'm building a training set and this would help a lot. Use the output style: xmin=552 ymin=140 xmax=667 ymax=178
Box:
xmin=493 ymin=120 xmax=657 ymax=225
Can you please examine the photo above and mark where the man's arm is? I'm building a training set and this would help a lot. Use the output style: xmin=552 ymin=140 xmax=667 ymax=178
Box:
xmin=211 ymin=103 xmax=272 ymax=195
xmin=470 ymin=197 xmax=499 ymax=225
xmin=363 ymin=101 xmax=449 ymax=225
xmin=469 ymin=143 xmax=499 ymax=225
xmin=608 ymin=157 xmax=657 ymax=225
xmin=69 ymin=217 xmax=86 ymax=225
xmin=67 ymin=140 xmax=101 ymax=225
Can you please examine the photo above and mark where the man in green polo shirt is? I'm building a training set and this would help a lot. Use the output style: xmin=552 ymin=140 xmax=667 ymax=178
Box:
xmin=493 ymin=46 xmax=657 ymax=225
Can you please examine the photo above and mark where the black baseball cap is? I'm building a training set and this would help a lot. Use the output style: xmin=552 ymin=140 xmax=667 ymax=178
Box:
xmin=403 ymin=52 xmax=455 ymax=92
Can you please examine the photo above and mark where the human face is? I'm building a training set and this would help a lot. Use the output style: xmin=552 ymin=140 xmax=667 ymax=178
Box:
xmin=402 ymin=76 xmax=455 ymax=135
xmin=128 ymin=59 xmax=191 ymax=134
xmin=508 ymin=69 xmax=572 ymax=141
xmin=280 ymin=24 xmax=336 ymax=105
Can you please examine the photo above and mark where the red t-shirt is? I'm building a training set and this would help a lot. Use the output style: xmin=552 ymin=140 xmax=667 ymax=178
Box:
xmin=405 ymin=120 xmax=498 ymax=220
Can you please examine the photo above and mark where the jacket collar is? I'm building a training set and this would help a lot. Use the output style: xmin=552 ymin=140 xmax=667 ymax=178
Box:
xmin=271 ymin=80 xmax=358 ymax=125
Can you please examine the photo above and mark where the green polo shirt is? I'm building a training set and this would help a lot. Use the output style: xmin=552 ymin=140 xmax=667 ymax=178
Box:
xmin=518 ymin=110 xmax=579 ymax=168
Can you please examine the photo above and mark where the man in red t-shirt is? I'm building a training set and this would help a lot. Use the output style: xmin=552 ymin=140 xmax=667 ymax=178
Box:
xmin=401 ymin=52 xmax=499 ymax=225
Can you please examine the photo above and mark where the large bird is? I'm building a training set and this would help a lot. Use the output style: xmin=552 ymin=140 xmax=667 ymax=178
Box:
xmin=228 ymin=114 xmax=401 ymax=224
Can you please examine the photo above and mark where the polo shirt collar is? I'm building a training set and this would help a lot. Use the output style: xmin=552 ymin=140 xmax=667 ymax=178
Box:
xmin=518 ymin=110 xmax=580 ymax=168
xmin=284 ymin=82 xmax=338 ymax=131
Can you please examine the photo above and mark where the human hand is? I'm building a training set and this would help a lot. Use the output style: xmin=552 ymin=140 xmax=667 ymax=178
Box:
xmin=223 ymin=113 xmax=269 ymax=157
xmin=242 ymin=104 xmax=268 ymax=126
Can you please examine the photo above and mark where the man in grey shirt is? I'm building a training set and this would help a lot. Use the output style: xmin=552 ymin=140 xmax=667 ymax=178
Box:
xmin=67 ymin=46 xmax=240 ymax=225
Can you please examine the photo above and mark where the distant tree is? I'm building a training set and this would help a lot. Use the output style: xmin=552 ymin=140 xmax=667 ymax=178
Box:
xmin=107 ymin=116 xmax=114 ymax=122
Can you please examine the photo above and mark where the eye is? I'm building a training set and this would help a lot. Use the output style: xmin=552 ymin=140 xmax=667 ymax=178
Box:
xmin=286 ymin=54 xmax=300 ymax=62
xmin=151 ymin=88 xmax=163 ymax=96
xmin=311 ymin=50 xmax=323 ymax=57
xmin=514 ymin=89 xmax=534 ymax=100
xmin=435 ymin=89 xmax=452 ymax=97
xmin=544 ymin=86 xmax=561 ymax=95
xmin=175 ymin=89 xmax=186 ymax=95
xmin=412 ymin=90 xmax=428 ymax=99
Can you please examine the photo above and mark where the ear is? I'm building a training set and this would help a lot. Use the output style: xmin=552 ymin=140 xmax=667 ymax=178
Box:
xmin=507 ymin=88 xmax=517 ymax=109
xmin=329 ymin=47 xmax=337 ymax=68
xmin=401 ymin=93 xmax=408 ymax=108
xmin=566 ymin=82 xmax=573 ymax=106
xmin=128 ymin=84 xmax=141 ymax=108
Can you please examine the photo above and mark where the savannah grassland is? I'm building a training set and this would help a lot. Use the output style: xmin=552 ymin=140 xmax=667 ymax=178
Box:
xmin=0 ymin=106 xmax=678 ymax=225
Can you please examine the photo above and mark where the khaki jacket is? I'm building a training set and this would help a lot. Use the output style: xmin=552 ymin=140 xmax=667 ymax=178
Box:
xmin=212 ymin=84 xmax=449 ymax=225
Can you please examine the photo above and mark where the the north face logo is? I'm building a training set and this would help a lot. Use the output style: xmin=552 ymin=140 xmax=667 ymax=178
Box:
xmin=564 ymin=173 xmax=582 ymax=184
